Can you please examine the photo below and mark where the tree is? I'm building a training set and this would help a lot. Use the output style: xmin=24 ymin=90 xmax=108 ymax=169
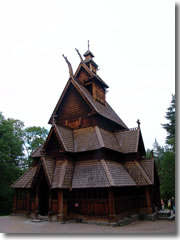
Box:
xmin=23 ymin=126 xmax=48 ymax=167
xmin=0 ymin=113 xmax=24 ymax=168
xmin=160 ymin=151 xmax=175 ymax=200
xmin=0 ymin=113 xmax=24 ymax=214
xmin=0 ymin=112 xmax=49 ymax=214
xmin=153 ymin=139 xmax=165 ymax=173
xmin=162 ymin=94 xmax=175 ymax=151
xmin=159 ymin=94 xmax=175 ymax=200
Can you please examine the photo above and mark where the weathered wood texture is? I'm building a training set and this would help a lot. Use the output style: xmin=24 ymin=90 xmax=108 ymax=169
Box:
xmin=92 ymin=82 xmax=105 ymax=105
xmin=57 ymin=190 xmax=63 ymax=221
xmin=76 ymin=67 xmax=91 ymax=83
xmin=11 ymin=47 xmax=160 ymax=222
xmin=57 ymin=84 xmax=92 ymax=122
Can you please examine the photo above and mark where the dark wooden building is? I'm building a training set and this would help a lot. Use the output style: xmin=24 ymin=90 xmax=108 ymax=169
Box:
xmin=11 ymin=47 xmax=160 ymax=222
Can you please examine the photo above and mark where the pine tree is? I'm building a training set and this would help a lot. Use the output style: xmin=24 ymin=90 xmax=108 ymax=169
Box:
xmin=160 ymin=94 xmax=175 ymax=200
xmin=162 ymin=94 xmax=175 ymax=151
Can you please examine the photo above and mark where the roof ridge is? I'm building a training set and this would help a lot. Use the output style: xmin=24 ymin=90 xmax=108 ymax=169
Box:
xmin=41 ymin=157 xmax=51 ymax=186
xmin=113 ymin=131 xmax=125 ymax=152
xmin=71 ymin=78 xmax=99 ymax=112
xmin=140 ymin=158 xmax=154 ymax=184
xmin=94 ymin=126 xmax=104 ymax=148
xmin=31 ymin=144 xmax=44 ymax=157
xmin=24 ymin=173 xmax=35 ymax=188
xmin=135 ymin=128 xmax=140 ymax=152
xmin=100 ymin=159 xmax=115 ymax=186
xmin=58 ymin=159 xmax=67 ymax=188
xmin=48 ymin=79 xmax=72 ymax=124
xmin=54 ymin=124 xmax=68 ymax=151
xmin=134 ymin=160 xmax=152 ymax=184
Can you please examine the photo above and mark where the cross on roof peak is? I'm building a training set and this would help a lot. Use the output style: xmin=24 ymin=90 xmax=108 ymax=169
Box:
xmin=137 ymin=119 xmax=141 ymax=128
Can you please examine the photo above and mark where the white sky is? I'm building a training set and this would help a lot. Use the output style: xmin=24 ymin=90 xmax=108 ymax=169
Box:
xmin=0 ymin=0 xmax=175 ymax=150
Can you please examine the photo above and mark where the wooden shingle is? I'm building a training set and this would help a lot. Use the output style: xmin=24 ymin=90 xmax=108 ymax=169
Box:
xmin=140 ymin=159 xmax=154 ymax=184
xmin=115 ymin=129 xmax=139 ymax=153
xmin=73 ymin=127 xmax=100 ymax=152
xmin=123 ymin=160 xmax=151 ymax=186
xmin=11 ymin=165 xmax=38 ymax=188
xmin=105 ymin=160 xmax=136 ymax=187
xmin=72 ymin=160 xmax=110 ymax=188
xmin=73 ymin=79 xmax=128 ymax=128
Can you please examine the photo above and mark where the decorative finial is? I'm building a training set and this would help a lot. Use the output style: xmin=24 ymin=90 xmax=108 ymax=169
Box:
xmin=137 ymin=119 xmax=141 ymax=128
xmin=62 ymin=54 xmax=73 ymax=78
xmin=75 ymin=48 xmax=83 ymax=62
xmin=88 ymin=40 xmax=90 ymax=50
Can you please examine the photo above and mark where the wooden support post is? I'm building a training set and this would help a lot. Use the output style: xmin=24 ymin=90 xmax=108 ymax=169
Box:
xmin=48 ymin=190 xmax=52 ymax=221
xmin=57 ymin=190 xmax=63 ymax=222
xmin=13 ymin=190 xmax=17 ymax=213
xmin=26 ymin=190 xmax=31 ymax=213
xmin=108 ymin=189 xmax=115 ymax=221
xmin=146 ymin=187 xmax=152 ymax=214
xmin=35 ymin=190 xmax=39 ymax=219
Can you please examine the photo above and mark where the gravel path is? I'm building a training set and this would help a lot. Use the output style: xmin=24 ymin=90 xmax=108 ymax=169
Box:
xmin=0 ymin=215 xmax=176 ymax=234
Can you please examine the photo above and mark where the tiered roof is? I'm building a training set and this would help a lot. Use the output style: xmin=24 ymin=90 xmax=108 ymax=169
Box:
xmin=11 ymin=46 xmax=152 ymax=191
xmin=30 ymin=125 xmax=144 ymax=154
xmin=11 ymin=157 xmax=154 ymax=189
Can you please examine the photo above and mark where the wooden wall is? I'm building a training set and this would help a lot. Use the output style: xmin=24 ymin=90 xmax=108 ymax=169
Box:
xmin=57 ymin=84 xmax=92 ymax=123
xmin=92 ymin=82 xmax=105 ymax=105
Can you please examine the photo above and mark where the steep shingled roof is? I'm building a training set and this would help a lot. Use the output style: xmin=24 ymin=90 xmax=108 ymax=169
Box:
xmin=31 ymin=144 xmax=44 ymax=158
xmin=73 ymin=79 xmax=127 ymax=128
xmin=48 ymin=78 xmax=127 ymax=129
xmin=140 ymin=159 xmax=154 ymax=184
xmin=31 ymin=126 xmax=143 ymax=156
xmin=11 ymin=165 xmax=39 ymax=188
xmin=115 ymin=128 xmax=139 ymax=153
xmin=12 ymin=157 xmax=153 ymax=189
xmin=123 ymin=160 xmax=152 ymax=186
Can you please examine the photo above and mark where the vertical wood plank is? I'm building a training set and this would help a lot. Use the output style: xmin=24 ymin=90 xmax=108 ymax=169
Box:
xmin=26 ymin=190 xmax=31 ymax=212
xmin=35 ymin=189 xmax=39 ymax=218
xmin=13 ymin=190 xmax=17 ymax=213
xmin=146 ymin=187 xmax=152 ymax=214
xmin=108 ymin=189 xmax=115 ymax=221
xmin=57 ymin=190 xmax=64 ymax=222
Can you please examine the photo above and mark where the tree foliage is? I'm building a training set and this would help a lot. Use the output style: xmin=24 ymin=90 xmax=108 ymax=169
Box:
xmin=162 ymin=94 xmax=175 ymax=151
xmin=0 ymin=112 xmax=48 ymax=214
xmin=0 ymin=113 xmax=24 ymax=214
xmin=23 ymin=126 xmax=48 ymax=167
xmin=152 ymin=95 xmax=175 ymax=201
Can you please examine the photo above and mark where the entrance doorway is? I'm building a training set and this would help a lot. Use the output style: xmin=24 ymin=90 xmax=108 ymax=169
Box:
xmin=38 ymin=175 xmax=49 ymax=216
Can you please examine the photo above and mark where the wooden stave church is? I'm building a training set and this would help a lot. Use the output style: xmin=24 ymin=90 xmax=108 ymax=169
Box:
xmin=11 ymin=47 xmax=161 ymax=222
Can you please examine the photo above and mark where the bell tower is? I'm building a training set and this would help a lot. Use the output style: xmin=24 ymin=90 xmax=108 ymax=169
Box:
xmin=83 ymin=40 xmax=98 ymax=74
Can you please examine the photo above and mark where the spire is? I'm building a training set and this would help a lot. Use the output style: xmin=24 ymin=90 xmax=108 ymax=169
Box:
xmin=83 ymin=41 xmax=98 ymax=74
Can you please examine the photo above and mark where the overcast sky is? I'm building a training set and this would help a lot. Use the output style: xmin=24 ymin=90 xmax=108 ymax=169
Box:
xmin=0 ymin=0 xmax=175 ymax=150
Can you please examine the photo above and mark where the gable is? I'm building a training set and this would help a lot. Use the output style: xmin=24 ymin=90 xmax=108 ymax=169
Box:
xmin=137 ymin=130 xmax=146 ymax=155
xmin=56 ymin=83 xmax=92 ymax=122
xmin=76 ymin=65 xmax=92 ymax=83
xmin=44 ymin=128 xmax=64 ymax=154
